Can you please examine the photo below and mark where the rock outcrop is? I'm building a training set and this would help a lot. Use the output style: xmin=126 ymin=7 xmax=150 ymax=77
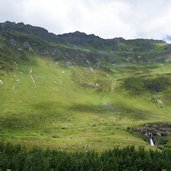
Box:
xmin=136 ymin=123 xmax=171 ymax=137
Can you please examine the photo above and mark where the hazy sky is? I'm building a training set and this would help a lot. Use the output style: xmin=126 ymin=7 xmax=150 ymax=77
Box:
xmin=0 ymin=0 xmax=171 ymax=41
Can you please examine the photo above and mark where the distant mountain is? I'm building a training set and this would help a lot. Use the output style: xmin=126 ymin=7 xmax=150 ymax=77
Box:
xmin=163 ymin=35 xmax=171 ymax=43
xmin=0 ymin=21 xmax=171 ymax=71
xmin=57 ymin=31 xmax=118 ymax=49
xmin=57 ymin=31 xmax=168 ymax=53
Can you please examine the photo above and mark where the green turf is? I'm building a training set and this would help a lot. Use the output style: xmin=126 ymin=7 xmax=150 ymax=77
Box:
xmin=0 ymin=55 xmax=171 ymax=151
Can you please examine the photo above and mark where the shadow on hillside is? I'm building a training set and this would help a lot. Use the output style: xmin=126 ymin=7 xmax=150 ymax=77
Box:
xmin=0 ymin=101 xmax=154 ymax=130
xmin=27 ymin=100 xmax=153 ymax=122
xmin=0 ymin=101 xmax=70 ymax=130
xmin=68 ymin=104 xmax=105 ymax=114
xmin=0 ymin=114 xmax=27 ymax=130
xmin=68 ymin=103 xmax=152 ymax=120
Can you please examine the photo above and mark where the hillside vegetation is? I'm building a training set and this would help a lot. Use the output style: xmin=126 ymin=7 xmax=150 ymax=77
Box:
xmin=1 ymin=143 xmax=171 ymax=171
xmin=0 ymin=21 xmax=171 ymax=152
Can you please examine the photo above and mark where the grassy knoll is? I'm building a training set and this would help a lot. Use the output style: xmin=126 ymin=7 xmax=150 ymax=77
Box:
xmin=0 ymin=56 xmax=171 ymax=151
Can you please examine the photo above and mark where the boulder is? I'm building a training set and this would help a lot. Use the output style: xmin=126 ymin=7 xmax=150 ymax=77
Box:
xmin=9 ymin=38 xmax=17 ymax=47
xmin=23 ymin=41 xmax=32 ymax=50
xmin=134 ymin=123 xmax=171 ymax=140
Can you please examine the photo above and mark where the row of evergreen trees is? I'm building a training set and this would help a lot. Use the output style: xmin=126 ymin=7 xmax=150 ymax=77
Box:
xmin=0 ymin=143 xmax=171 ymax=171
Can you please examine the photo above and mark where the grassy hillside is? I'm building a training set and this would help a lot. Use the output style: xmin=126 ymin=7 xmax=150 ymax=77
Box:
xmin=1 ymin=55 xmax=171 ymax=151
xmin=0 ymin=21 xmax=171 ymax=152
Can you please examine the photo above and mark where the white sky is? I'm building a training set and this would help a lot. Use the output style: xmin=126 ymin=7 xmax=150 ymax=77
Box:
xmin=0 ymin=0 xmax=171 ymax=41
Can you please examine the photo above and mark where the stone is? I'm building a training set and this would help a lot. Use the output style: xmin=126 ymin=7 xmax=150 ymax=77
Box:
xmin=9 ymin=38 xmax=17 ymax=47
xmin=23 ymin=41 xmax=32 ymax=50
xmin=156 ymin=99 xmax=164 ymax=105
xmin=134 ymin=123 xmax=171 ymax=144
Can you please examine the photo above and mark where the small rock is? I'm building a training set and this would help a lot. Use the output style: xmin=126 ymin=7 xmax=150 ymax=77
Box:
xmin=9 ymin=38 xmax=17 ymax=47
xmin=156 ymin=99 xmax=164 ymax=105
xmin=23 ymin=41 xmax=32 ymax=51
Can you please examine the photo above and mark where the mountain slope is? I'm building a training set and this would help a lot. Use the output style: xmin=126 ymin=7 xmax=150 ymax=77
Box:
xmin=0 ymin=21 xmax=171 ymax=151
xmin=1 ymin=21 xmax=171 ymax=72
xmin=0 ymin=56 xmax=171 ymax=151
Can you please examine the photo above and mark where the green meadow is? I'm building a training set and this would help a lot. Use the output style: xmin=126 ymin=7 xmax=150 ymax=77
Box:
xmin=0 ymin=55 xmax=171 ymax=151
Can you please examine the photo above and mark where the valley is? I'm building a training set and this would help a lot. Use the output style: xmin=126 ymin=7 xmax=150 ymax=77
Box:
xmin=0 ymin=22 xmax=171 ymax=152
xmin=1 ymin=0 xmax=171 ymax=169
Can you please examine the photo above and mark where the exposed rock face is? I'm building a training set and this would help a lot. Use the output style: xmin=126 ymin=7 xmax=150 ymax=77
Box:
xmin=9 ymin=38 xmax=17 ymax=47
xmin=1 ymin=21 xmax=171 ymax=71
xmin=136 ymin=123 xmax=171 ymax=137
xmin=134 ymin=123 xmax=171 ymax=145
xmin=57 ymin=31 xmax=116 ymax=48
xmin=23 ymin=41 xmax=32 ymax=51
xmin=23 ymin=41 xmax=30 ymax=49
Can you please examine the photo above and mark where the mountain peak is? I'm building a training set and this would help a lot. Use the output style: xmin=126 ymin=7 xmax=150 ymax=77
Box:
xmin=57 ymin=31 xmax=116 ymax=46
xmin=163 ymin=35 xmax=171 ymax=43
xmin=58 ymin=31 xmax=101 ymax=39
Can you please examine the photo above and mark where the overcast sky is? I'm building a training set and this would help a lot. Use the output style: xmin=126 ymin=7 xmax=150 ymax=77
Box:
xmin=0 ymin=0 xmax=171 ymax=41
